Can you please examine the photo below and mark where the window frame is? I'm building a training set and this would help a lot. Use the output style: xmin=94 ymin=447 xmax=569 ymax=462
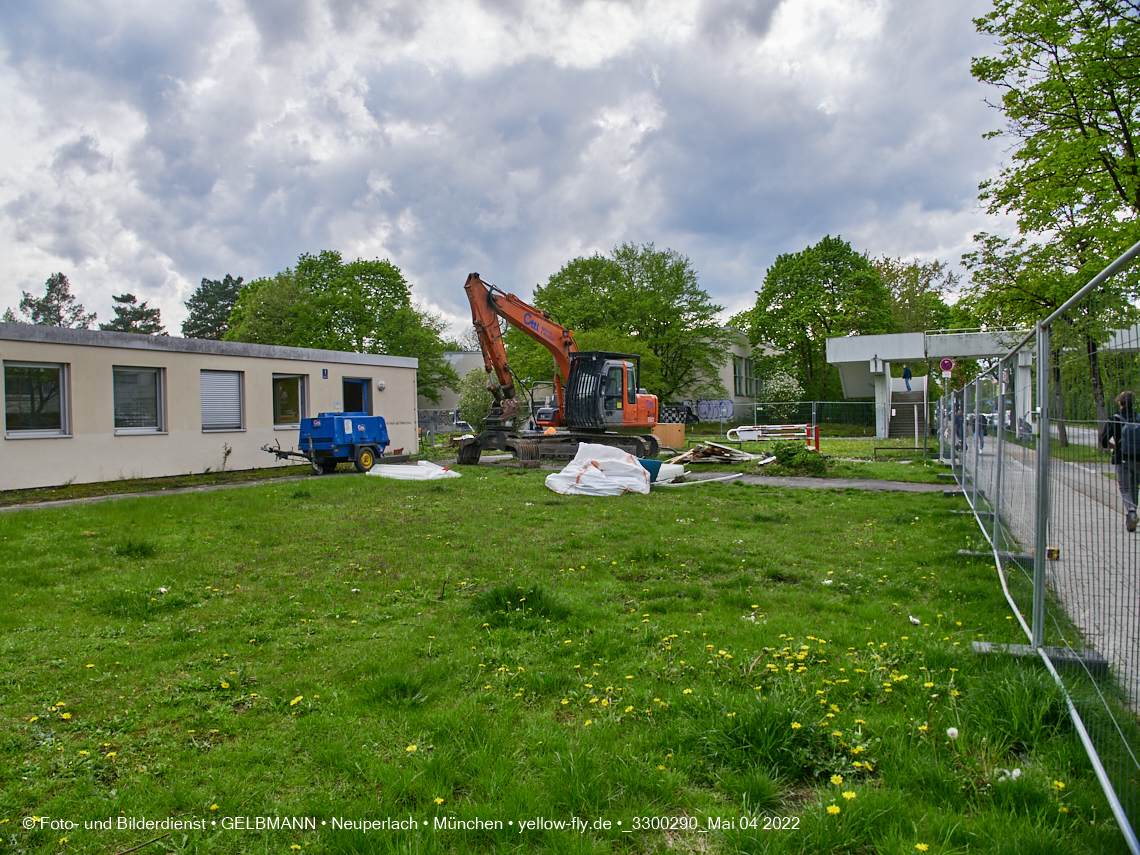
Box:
xmin=112 ymin=365 xmax=167 ymax=436
xmin=200 ymin=369 xmax=245 ymax=433
xmin=3 ymin=360 xmax=71 ymax=439
xmin=272 ymin=373 xmax=308 ymax=429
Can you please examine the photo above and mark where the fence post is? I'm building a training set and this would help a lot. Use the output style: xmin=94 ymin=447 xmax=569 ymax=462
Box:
xmin=993 ymin=358 xmax=1006 ymax=548
xmin=1033 ymin=323 xmax=1050 ymax=650
xmin=951 ymin=390 xmax=959 ymax=480
xmin=973 ymin=375 xmax=981 ymax=511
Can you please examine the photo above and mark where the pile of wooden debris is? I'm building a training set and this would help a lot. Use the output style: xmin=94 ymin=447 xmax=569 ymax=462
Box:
xmin=665 ymin=441 xmax=776 ymax=466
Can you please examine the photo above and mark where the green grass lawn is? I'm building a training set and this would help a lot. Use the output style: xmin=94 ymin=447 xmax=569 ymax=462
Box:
xmin=0 ymin=469 xmax=1127 ymax=854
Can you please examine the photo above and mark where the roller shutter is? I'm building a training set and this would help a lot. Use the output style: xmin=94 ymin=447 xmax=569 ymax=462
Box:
xmin=200 ymin=370 xmax=243 ymax=430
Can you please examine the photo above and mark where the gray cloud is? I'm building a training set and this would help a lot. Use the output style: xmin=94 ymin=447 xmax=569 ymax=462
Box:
xmin=0 ymin=0 xmax=1006 ymax=330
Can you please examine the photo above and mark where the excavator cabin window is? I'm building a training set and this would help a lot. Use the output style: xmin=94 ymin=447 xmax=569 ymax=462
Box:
xmin=626 ymin=361 xmax=637 ymax=406
xmin=604 ymin=365 xmax=624 ymax=410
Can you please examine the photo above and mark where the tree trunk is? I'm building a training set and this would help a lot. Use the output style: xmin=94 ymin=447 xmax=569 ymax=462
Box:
xmin=1052 ymin=347 xmax=1069 ymax=447
xmin=1085 ymin=334 xmax=1108 ymax=427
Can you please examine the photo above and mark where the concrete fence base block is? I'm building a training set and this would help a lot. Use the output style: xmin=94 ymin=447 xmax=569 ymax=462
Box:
xmin=972 ymin=641 xmax=1110 ymax=677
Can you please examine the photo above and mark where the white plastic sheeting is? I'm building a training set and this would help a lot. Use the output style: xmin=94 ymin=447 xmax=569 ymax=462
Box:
xmin=545 ymin=444 xmax=650 ymax=496
xmin=366 ymin=460 xmax=462 ymax=480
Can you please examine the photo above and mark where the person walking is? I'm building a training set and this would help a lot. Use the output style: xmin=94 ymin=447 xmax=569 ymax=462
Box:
xmin=903 ymin=364 xmax=912 ymax=391
xmin=1099 ymin=390 xmax=1140 ymax=532
xmin=975 ymin=412 xmax=986 ymax=451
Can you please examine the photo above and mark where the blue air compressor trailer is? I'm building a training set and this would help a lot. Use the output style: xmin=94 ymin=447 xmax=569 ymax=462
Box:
xmin=262 ymin=412 xmax=390 ymax=474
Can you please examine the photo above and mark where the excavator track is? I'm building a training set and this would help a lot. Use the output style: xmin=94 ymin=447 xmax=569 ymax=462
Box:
xmin=454 ymin=430 xmax=659 ymax=465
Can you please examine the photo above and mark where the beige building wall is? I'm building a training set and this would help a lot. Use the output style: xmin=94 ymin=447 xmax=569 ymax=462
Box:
xmin=1 ymin=324 xmax=419 ymax=491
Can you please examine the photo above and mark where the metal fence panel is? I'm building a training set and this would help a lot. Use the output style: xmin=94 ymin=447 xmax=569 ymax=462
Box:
xmin=942 ymin=241 xmax=1140 ymax=853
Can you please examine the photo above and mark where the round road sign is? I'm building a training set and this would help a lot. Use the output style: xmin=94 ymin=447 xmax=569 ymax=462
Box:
xmin=939 ymin=358 xmax=955 ymax=372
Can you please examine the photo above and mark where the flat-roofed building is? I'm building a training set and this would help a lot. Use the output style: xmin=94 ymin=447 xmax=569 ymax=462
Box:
xmin=1 ymin=323 xmax=419 ymax=491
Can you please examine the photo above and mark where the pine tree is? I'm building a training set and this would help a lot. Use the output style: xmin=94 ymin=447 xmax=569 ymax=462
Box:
xmin=100 ymin=293 xmax=167 ymax=335
xmin=182 ymin=274 xmax=243 ymax=339
xmin=11 ymin=273 xmax=96 ymax=327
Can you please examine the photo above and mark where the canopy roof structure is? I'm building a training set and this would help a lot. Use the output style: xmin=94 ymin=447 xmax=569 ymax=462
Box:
xmin=826 ymin=330 xmax=1029 ymax=399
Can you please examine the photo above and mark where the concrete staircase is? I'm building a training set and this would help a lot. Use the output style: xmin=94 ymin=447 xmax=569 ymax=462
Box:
xmin=889 ymin=391 xmax=927 ymax=439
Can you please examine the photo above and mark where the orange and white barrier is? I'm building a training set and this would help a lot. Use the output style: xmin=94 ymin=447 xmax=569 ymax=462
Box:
xmin=726 ymin=424 xmax=820 ymax=450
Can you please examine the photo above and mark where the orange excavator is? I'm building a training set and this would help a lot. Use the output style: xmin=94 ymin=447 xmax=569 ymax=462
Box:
xmin=455 ymin=272 xmax=660 ymax=465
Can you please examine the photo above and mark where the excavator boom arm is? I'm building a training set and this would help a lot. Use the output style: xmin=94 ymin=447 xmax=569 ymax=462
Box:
xmin=464 ymin=272 xmax=577 ymax=419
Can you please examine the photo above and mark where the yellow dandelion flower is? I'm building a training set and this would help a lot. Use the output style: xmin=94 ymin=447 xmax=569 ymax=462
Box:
xmin=683 ymin=689 xmax=693 ymax=694
xmin=406 ymin=744 xmax=417 ymax=753
xmin=830 ymin=774 xmax=843 ymax=785
xmin=658 ymin=764 xmax=665 ymax=770
xmin=434 ymin=797 xmax=444 ymax=805
xmin=915 ymin=846 xmax=929 ymax=852
xmin=842 ymin=791 xmax=856 ymax=800
xmin=220 ymin=682 xmax=230 ymax=689
xmin=1053 ymin=780 xmax=1065 ymax=791
xmin=209 ymin=804 xmax=219 ymax=811
xmin=78 ymin=750 xmax=88 ymax=756
xmin=289 ymin=696 xmax=303 ymax=706
xmin=791 ymin=721 xmax=802 ymax=730
xmin=625 ymin=706 xmax=634 ymax=713
xmin=105 ymin=751 xmax=116 ymax=758
xmin=827 ymin=805 xmax=840 ymax=815
xmin=584 ymin=720 xmax=592 ymax=726
xmin=560 ymin=699 xmax=569 ymax=705
xmin=60 ymin=713 xmax=72 ymax=720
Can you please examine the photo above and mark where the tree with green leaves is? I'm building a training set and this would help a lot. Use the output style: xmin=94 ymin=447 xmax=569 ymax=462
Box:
xmin=182 ymin=274 xmax=243 ymax=340
xmin=505 ymin=243 xmax=732 ymax=401
xmin=966 ymin=0 xmax=1140 ymax=434
xmin=735 ymin=236 xmax=894 ymax=400
xmin=874 ymin=257 xmax=957 ymax=334
xmin=972 ymin=0 xmax=1140 ymax=253
xmin=961 ymin=233 xmax=1140 ymax=438
xmin=226 ymin=251 xmax=458 ymax=403
xmin=100 ymin=293 xmax=167 ymax=335
xmin=6 ymin=273 xmax=96 ymax=328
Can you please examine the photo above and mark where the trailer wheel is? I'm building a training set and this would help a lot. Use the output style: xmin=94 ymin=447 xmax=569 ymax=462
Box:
xmin=354 ymin=447 xmax=376 ymax=472
xmin=311 ymin=458 xmax=327 ymax=475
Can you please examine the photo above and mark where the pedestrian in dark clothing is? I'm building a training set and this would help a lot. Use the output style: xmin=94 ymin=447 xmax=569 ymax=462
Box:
xmin=954 ymin=407 xmax=964 ymax=451
xmin=903 ymin=364 xmax=912 ymax=391
xmin=1099 ymin=390 xmax=1140 ymax=532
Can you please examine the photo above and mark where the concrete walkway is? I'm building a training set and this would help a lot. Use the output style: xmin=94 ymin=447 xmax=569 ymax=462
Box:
xmin=0 ymin=465 xmax=947 ymax=515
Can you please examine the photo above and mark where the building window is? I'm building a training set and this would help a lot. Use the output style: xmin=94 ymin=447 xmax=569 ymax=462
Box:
xmin=200 ymin=370 xmax=244 ymax=431
xmin=4 ymin=362 xmax=69 ymax=437
xmin=114 ymin=367 xmax=165 ymax=434
xmin=273 ymin=374 xmax=306 ymax=427
xmin=733 ymin=357 xmax=758 ymax=398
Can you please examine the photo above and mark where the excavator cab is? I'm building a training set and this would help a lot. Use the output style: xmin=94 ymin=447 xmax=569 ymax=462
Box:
xmin=564 ymin=352 xmax=657 ymax=429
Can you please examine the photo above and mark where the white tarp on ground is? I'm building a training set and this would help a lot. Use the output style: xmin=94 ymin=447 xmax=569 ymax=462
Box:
xmin=366 ymin=460 xmax=462 ymax=480
xmin=545 ymin=443 xmax=650 ymax=496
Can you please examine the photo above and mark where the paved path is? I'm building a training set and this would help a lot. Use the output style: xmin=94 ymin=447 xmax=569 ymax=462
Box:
xmin=0 ymin=474 xmax=312 ymax=514
xmin=723 ymin=474 xmax=944 ymax=492
xmin=1 ymin=465 xmax=945 ymax=515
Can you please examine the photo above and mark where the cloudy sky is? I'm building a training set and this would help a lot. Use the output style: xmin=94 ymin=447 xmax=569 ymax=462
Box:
xmin=0 ymin=0 xmax=1012 ymax=335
